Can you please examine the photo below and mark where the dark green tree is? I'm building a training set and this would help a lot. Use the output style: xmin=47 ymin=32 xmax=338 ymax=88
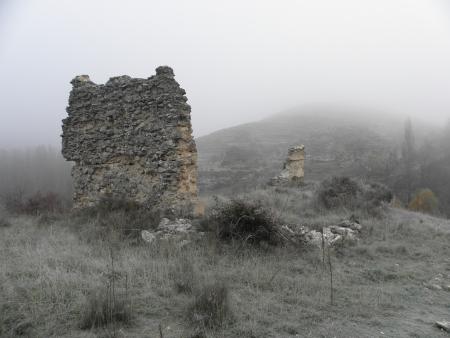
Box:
xmin=401 ymin=117 xmax=416 ymax=203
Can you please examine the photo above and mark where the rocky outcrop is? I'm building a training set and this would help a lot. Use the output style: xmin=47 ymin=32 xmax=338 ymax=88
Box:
xmin=271 ymin=145 xmax=305 ymax=185
xmin=61 ymin=66 xmax=198 ymax=215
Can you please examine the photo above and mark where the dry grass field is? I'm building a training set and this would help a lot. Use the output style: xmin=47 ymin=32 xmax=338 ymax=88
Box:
xmin=1 ymin=187 xmax=450 ymax=338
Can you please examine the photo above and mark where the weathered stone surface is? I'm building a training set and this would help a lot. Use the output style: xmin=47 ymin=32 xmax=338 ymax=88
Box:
xmin=157 ymin=217 xmax=193 ymax=234
xmin=62 ymin=66 xmax=198 ymax=215
xmin=271 ymin=145 xmax=305 ymax=185
xmin=424 ymin=274 xmax=450 ymax=292
xmin=281 ymin=218 xmax=361 ymax=248
xmin=140 ymin=218 xmax=204 ymax=247
xmin=337 ymin=219 xmax=362 ymax=231
xmin=141 ymin=230 xmax=156 ymax=243
xmin=435 ymin=320 xmax=450 ymax=332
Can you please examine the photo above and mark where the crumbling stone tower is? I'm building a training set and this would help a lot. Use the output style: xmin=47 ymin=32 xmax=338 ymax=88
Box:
xmin=61 ymin=66 xmax=198 ymax=215
xmin=271 ymin=145 xmax=305 ymax=185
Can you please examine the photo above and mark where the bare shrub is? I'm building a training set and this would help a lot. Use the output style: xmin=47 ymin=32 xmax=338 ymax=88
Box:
xmin=22 ymin=191 xmax=65 ymax=214
xmin=81 ymin=249 xmax=132 ymax=330
xmin=188 ymin=280 xmax=232 ymax=329
xmin=1 ymin=189 xmax=24 ymax=213
xmin=2 ymin=190 xmax=67 ymax=215
xmin=206 ymin=198 xmax=281 ymax=245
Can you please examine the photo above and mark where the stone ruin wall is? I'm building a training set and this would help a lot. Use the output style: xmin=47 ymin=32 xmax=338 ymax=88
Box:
xmin=61 ymin=66 xmax=198 ymax=215
xmin=271 ymin=145 xmax=305 ymax=185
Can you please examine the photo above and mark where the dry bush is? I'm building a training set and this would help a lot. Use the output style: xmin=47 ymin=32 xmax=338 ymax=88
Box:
xmin=188 ymin=280 xmax=232 ymax=330
xmin=22 ymin=191 xmax=65 ymax=214
xmin=170 ymin=256 xmax=197 ymax=294
xmin=73 ymin=196 xmax=160 ymax=242
xmin=80 ymin=286 xmax=132 ymax=330
xmin=1 ymin=189 xmax=24 ymax=213
xmin=408 ymin=189 xmax=439 ymax=214
xmin=206 ymin=198 xmax=281 ymax=245
xmin=2 ymin=190 xmax=67 ymax=215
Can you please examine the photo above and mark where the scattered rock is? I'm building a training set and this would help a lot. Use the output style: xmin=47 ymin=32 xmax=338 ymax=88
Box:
xmin=141 ymin=230 xmax=156 ymax=243
xmin=141 ymin=218 xmax=203 ymax=246
xmin=280 ymin=217 xmax=362 ymax=248
xmin=427 ymin=284 xmax=443 ymax=291
xmin=303 ymin=230 xmax=323 ymax=247
xmin=157 ymin=218 xmax=193 ymax=233
xmin=435 ymin=321 xmax=450 ymax=332
xmin=337 ymin=219 xmax=362 ymax=231
xmin=14 ymin=320 xmax=33 ymax=335
xmin=424 ymin=274 xmax=450 ymax=291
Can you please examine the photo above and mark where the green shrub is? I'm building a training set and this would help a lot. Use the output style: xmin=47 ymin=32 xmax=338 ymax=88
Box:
xmin=362 ymin=182 xmax=393 ymax=207
xmin=315 ymin=177 xmax=392 ymax=214
xmin=188 ymin=281 xmax=232 ymax=329
xmin=316 ymin=177 xmax=361 ymax=209
xmin=206 ymin=199 xmax=280 ymax=245
xmin=408 ymin=189 xmax=439 ymax=214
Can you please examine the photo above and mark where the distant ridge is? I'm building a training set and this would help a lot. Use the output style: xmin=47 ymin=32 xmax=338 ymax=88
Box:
xmin=196 ymin=108 xmax=435 ymax=195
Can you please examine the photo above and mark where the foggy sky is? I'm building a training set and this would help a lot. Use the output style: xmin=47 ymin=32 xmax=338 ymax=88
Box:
xmin=1 ymin=0 xmax=450 ymax=148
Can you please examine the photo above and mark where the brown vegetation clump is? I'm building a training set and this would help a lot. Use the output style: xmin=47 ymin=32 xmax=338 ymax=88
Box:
xmin=188 ymin=281 xmax=232 ymax=330
xmin=170 ymin=256 xmax=197 ymax=294
xmin=409 ymin=189 xmax=439 ymax=214
xmin=2 ymin=191 xmax=66 ymax=215
xmin=80 ymin=287 xmax=132 ymax=330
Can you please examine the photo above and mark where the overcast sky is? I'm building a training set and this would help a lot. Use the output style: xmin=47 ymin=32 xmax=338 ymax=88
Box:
xmin=1 ymin=0 xmax=449 ymax=148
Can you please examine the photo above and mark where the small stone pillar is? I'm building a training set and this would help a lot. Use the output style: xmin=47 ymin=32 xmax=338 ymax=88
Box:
xmin=271 ymin=145 xmax=305 ymax=185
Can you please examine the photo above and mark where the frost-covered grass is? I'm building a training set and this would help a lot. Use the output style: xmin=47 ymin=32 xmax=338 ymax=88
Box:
xmin=1 ymin=189 xmax=450 ymax=337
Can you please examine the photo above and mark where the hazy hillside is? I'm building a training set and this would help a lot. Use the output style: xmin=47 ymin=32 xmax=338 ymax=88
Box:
xmin=197 ymin=108 xmax=430 ymax=195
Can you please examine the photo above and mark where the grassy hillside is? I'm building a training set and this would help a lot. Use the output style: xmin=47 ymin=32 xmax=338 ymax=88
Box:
xmin=1 ymin=186 xmax=450 ymax=338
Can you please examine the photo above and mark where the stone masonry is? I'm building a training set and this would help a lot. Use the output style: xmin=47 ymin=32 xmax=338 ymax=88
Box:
xmin=271 ymin=145 xmax=305 ymax=185
xmin=61 ymin=66 xmax=198 ymax=215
